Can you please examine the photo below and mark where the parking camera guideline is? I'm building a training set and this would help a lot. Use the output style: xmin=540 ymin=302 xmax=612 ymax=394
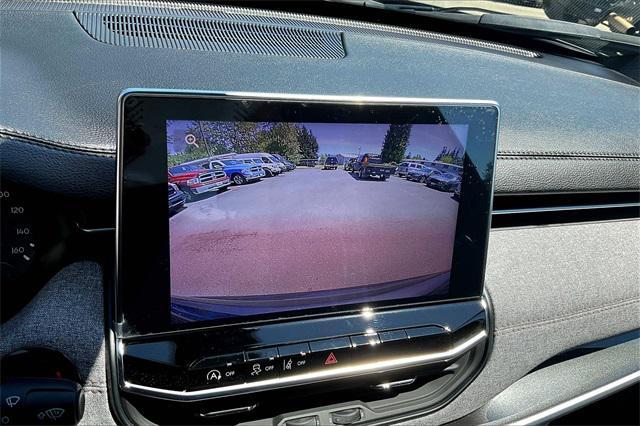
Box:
xmin=167 ymin=120 xmax=467 ymax=323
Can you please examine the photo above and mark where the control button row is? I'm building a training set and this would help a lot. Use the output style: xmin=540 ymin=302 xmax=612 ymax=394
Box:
xmin=188 ymin=326 xmax=447 ymax=390
xmin=245 ymin=347 xmax=279 ymax=381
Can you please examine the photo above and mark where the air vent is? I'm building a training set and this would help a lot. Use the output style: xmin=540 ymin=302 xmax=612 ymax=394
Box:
xmin=75 ymin=12 xmax=346 ymax=59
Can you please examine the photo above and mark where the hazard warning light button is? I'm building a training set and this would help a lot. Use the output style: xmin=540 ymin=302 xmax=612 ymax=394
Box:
xmin=308 ymin=337 xmax=352 ymax=370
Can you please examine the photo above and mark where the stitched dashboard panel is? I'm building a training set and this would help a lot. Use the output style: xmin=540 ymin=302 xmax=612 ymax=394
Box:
xmin=75 ymin=12 xmax=346 ymax=58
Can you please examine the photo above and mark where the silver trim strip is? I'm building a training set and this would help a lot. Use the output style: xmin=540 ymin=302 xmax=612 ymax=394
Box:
xmin=493 ymin=202 xmax=640 ymax=216
xmin=120 ymin=89 xmax=500 ymax=107
xmin=121 ymin=330 xmax=486 ymax=401
xmin=198 ymin=404 xmax=257 ymax=418
xmin=513 ymin=370 xmax=640 ymax=425
xmin=77 ymin=226 xmax=116 ymax=233
xmin=373 ymin=378 xmax=417 ymax=390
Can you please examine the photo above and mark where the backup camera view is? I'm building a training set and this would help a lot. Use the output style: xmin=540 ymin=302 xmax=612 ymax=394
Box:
xmin=167 ymin=120 xmax=468 ymax=323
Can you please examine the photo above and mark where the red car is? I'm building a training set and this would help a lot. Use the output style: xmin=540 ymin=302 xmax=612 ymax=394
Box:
xmin=168 ymin=164 xmax=230 ymax=201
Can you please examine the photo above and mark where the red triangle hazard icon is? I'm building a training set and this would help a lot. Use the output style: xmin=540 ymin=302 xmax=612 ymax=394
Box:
xmin=324 ymin=352 xmax=338 ymax=365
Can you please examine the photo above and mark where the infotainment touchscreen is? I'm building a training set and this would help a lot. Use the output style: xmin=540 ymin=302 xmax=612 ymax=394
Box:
xmin=118 ymin=92 xmax=498 ymax=333
xmin=168 ymin=121 xmax=468 ymax=323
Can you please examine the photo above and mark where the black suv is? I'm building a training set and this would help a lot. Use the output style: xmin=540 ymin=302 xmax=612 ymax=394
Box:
xmin=323 ymin=156 xmax=339 ymax=170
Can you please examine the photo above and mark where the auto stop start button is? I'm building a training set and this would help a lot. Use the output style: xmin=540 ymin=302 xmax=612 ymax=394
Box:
xmin=189 ymin=353 xmax=244 ymax=389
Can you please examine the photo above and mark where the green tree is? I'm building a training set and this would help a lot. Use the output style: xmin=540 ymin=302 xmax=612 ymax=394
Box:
xmin=167 ymin=146 xmax=210 ymax=167
xmin=381 ymin=124 xmax=412 ymax=163
xmin=185 ymin=120 xmax=234 ymax=156
xmin=182 ymin=121 xmax=268 ymax=156
xmin=167 ymin=121 xmax=266 ymax=167
xmin=297 ymin=125 xmax=319 ymax=159
xmin=228 ymin=122 xmax=263 ymax=154
xmin=435 ymin=146 xmax=464 ymax=166
xmin=259 ymin=123 xmax=302 ymax=161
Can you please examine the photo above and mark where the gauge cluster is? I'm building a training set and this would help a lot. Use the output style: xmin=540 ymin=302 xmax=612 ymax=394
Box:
xmin=0 ymin=180 xmax=115 ymax=321
xmin=1 ymin=185 xmax=38 ymax=285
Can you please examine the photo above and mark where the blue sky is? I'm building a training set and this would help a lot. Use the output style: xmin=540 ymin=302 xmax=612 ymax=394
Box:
xmin=302 ymin=123 xmax=468 ymax=160
xmin=168 ymin=121 xmax=468 ymax=160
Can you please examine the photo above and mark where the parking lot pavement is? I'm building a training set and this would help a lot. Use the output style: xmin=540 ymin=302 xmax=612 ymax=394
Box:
xmin=170 ymin=168 xmax=460 ymax=297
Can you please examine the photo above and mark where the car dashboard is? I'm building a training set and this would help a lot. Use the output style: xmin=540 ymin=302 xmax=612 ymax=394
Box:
xmin=0 ymin=1 xmax=639 ymax=425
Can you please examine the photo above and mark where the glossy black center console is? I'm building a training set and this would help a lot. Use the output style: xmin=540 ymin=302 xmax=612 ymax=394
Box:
xmin=111 ymin=91 xmax=497 ymax=424
xmin=112 ymin=299 xmax=490 ymax=424
xmin=120 ymin=300 xmax=486 ymax=397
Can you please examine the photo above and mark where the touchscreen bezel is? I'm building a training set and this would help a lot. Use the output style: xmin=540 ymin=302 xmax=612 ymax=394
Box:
xmin=116 ymin=90 xmax=499 ymax=336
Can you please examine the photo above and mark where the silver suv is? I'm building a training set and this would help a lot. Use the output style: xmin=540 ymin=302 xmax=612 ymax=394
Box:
xmin=396 ymin=161 xmax=423 ymax=177
xmin=407 ymin=165 xmax=440 ymax=183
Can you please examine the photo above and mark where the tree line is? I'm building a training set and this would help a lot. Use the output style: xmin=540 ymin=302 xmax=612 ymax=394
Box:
xmin=380 ymin=124 xmax=464 ymax=166
xmin=434 ymin=146 xmax=464 ymax=166
xmin=168 ymin=121 xmax=463 ymax=167
xmin=167 ymin=121 xmax=319 ymax=167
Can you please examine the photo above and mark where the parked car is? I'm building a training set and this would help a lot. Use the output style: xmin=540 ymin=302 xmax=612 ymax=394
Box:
xmin=236 ymin=157 xmax=281 ymax=177
xmin=168 ymin=164 xmax=230 ymax=200
xmin=298 ymin=159 xmax=318 ymax=167
xmin=273 ymin=154 xmax=296 ymax=171
xmin=426 ymin=172 xmax=462 ymax=192
xmin=396 ymin=161 xmax=423 ymax=177
xmin=323 ymin=156 xmax=339 ymax=170
xmin=202 ymin=159 xmax=265 ymax=185
xmin=407 ymin=165 xmax=440 ymax=183
xmin=351 ymin=154 xmax=395 ymax=180
xmin=234 ymin=153 xmax=285 ymax=175
xmin=168 ymin=183 xmax=187 ymax=214
xmin=344 ymin=158 xmax=356 ymax=171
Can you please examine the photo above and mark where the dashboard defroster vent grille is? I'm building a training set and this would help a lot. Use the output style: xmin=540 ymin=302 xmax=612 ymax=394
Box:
xmin=75 ymin=12 xmax=346 ymax=59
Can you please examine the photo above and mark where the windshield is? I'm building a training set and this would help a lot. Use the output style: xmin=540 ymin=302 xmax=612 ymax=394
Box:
xmin=169 ymin=164 xmax=200 ymax=174
xmin=383 ymin=0 xmax=640 ymax=35
xmin=222 ymin=160 xmax=240 ymax=165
